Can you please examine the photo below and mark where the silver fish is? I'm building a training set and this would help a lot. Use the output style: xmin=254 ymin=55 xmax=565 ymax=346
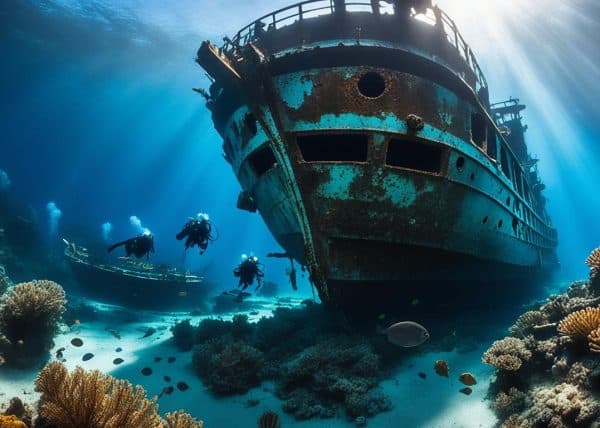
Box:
xmin=381 ymin=321 xmax=429 ymax=347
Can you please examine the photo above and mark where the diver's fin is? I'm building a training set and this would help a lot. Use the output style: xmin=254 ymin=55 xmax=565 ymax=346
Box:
xmin=107 ymin=240 xmax=127 ymax=253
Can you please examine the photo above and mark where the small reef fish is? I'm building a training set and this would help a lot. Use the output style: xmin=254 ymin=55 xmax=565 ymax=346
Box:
xmin=379 ymin=321 xmax=430 ymax=347
xmin=418 ymin=372 xmax=427 ymax=379
xmin=459 ymin=372 xmax=477 ymax=386
xmin=434 ymin=360 xmax=449 ymax=377
xmin=459 ymin=387 xmax=472 ymax=395
xmin=141 ymin=327 xmax=156 ymax=338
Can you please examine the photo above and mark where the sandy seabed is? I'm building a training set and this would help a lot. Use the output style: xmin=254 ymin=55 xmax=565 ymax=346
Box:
xmin=0 ymin=296 xmax=497 ymax=428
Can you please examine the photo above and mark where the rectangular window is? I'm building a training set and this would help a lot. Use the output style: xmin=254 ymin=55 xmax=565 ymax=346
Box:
xmin=248 ymin=144 xmax=277 ymax=176
xmin=471 ymin=112 xmax=487 ymax=148
xmin=297 ymin=134 xmax=368 ymax=162
xmin=386 ymin=138 xmax=443 ymax=173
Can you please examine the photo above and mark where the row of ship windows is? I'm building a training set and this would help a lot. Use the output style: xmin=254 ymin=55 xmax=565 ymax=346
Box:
xmin=227 ymin=132 xmax=555 ymax=244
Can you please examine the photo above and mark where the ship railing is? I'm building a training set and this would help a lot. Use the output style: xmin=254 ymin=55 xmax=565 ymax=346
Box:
xmin=219 ymin=0 xmax=487 ymax=92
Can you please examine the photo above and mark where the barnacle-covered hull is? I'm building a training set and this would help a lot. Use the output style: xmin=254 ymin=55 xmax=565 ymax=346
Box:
xmin=197 ymin=1 xmax=558 ymax=308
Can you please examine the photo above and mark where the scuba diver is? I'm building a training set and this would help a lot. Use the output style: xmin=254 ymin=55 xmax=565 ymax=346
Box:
xmin=233 ymin=254 xmax=264 ymax=291
xmin=176 ymin=213 xmax=216 ymax=255
xmin=107 ymin=231 xmax=155 ymax=259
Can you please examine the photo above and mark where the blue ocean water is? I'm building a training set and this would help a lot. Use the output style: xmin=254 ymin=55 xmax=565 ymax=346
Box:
xmin=1 ymin=1 xmax=600 ymax=427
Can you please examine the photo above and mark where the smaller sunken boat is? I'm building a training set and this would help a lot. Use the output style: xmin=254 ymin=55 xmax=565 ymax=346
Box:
xmin=63 ymin=239 xmax=209 ymax=310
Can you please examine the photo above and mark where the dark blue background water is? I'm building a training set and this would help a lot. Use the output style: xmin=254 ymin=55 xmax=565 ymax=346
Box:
xmin=1 ymin=0 xmax=599 ymax=289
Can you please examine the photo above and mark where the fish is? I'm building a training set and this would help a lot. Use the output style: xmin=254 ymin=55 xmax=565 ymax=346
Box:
xmin=176 ymin=382 xmax=189 ymax=391
xmin=82 ymin=353 xmax=94 ymax=361
xmin=459 ymin=387 xmax=472 ymax=395
xmin=158 ymin=386 xmax=174 ymax=399
xmin=141 ymin=367 xmax=153 ymax=376
xmin=168 ymin=356 xmax=176 ymax=363
xmin=434 ymin=360 xmax=449 ymax=377
xmin=418 ymin=372 xmax=427 ymax=379
xmin=71 ymin=338 xmax=83 ymax=347
xmin=55 ymin=347 xmax=65 ymax=360
xmin=154 ymin=356 xmax=162 ymax=362
xmin=113 ymin=358 xmax=124 ymax=365
xmin=379 ymin=321 xmax=429 ymax=347
xmin=459 ymin=373 xmax=477 ymax=386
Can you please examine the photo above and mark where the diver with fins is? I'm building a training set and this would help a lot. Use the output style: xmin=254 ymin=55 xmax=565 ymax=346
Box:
xmin=234 ymin=254 xmax=264 ymax=291
xmin=107 ymin=231 xmax=155 ymax=259
xmin=176 ymin=212 xmax=216 ymax=255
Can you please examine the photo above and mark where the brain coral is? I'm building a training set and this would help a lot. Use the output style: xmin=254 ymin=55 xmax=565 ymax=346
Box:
xmin=482 ymin=337 xmax=532 ymax=371
xmin=557 ymin=306 xmax=600 ymax=338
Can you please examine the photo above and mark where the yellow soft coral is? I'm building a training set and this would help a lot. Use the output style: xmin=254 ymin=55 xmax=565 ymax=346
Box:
xmin=35 ymin=362 xmax=163 ymax=428
xmin=35 ymin=362 xmax=202 ymax=428
xmin=557 ymin=306 xmax=600 ymax=338
xmin=0 ymin=415 xmax=27 ymax=428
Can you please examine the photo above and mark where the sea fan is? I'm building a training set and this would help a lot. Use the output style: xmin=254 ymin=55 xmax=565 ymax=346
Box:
xmin=257 ymin=411 xmax=281 ymax=428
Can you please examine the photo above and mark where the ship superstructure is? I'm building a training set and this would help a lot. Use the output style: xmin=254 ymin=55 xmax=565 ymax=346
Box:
xmin=196 ymin=0 xmax=558 ymax=307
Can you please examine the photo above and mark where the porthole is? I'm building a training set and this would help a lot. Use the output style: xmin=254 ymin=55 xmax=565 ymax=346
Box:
xmin=456 ymin=157 xmax=465 ymax=171
xmin=357 ymin=72 xmax=386 ymax=98
xmin=498 ymin=219 xmax=503 ymax=229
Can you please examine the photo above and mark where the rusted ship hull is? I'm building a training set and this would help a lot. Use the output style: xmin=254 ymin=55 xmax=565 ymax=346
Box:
xmin=197 ymin=1 xmax=558 ymax=307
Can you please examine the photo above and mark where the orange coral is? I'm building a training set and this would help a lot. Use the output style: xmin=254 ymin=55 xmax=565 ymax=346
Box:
xmin=163 ymin=411 xmax=203 ymax=428
xmin=589 ymin=328 xmax=600 ymax=353
xmin=557 ymin=306 xmax=600 ymax=338
xmin=0 ymin=415 xmax=26 ymax=428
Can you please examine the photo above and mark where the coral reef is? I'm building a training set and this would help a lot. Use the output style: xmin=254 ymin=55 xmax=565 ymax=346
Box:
xmin=170 ymin=319 xmax=196 ymax=351
xmin=0 ymin=415 xmax=26 ymax=428
xmin=492 ymin=387 xmax=529 ymax=419
xmin=557 ymin=307 xmax=600 ymax=338
xmin=276 ymin=336 xmax=391 ymax=420
xmin=257 ymin=410 xmax=280 ymax=428
xmin=192 ymin=336 xmax=263 ymax=395
xmin=0 ymin=280 xmax=66 ymax=367
xmin=509 ymin=310 xmax=548 ymax=338
xmin=163 ymin=411 xmax=203 ymax=428
xmin=2 ymin=397 xmax=33 ymax=428
xmin=486 ymin=273 xmax=600 ymax=427
xmin=524 ymin=383 xmax=598 ymax=427
xmin=35 ymin=362 xmax=163 ymax=428
xmin=35 ymin=362 xmax=202 ymax=428
xmin=482 ymin=337 xmax=532 ymax=371
xmin=0 ymin=266 xmax=9 ymax=296
xmin=179 ymin=305 xmax=392 ymax=422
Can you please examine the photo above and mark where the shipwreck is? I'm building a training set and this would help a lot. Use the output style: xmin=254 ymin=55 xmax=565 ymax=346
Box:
xmin=196 ymin=0 xmax=558 ymax=310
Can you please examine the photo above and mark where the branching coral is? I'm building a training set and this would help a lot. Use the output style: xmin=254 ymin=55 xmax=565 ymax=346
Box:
xmin=557 ymin=306 xmax=600 ymax=338
xmin=0 ymin=280 xmax=66 ymax=367
xmin=163 ymin=411 xmax=203 ymax=428
xmin=492 ymin=387 xmax=528 ymax=419
xmin=35 ymin=362 xmax=163 ymax=428
xmin=482 ymin=337 xmax=532 ymax=371
xmin=509 ymin=311 xmax=548 ymax=337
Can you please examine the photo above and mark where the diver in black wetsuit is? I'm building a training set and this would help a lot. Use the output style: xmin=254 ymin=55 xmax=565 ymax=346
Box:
xmin=233 ymin=255 xmax=264 ymax=291
xmin=176 ymin=213 xmax=215 ymax=255
xmin=107 ymin=232 xmax=155 ymax=259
